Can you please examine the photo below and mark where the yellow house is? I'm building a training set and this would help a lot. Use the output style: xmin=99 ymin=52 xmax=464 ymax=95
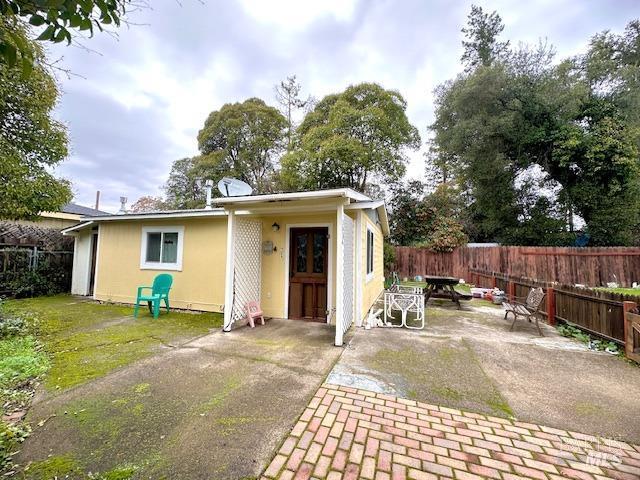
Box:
xmin=62 ymin=188 xmax=388 ymax=346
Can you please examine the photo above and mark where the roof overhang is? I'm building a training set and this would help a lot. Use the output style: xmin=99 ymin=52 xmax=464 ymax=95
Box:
xmin=213 ymin=188 xmax=370 ymax=206
xmin=80 ymin=208 xmax=227 ymax=222
xmin=61 ymin=221 xmax=94 ymax=235
xmin=345 ymin=200 xmax=390 ymax=236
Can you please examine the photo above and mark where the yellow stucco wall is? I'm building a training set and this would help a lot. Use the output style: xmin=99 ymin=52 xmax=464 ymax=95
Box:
xmin=361 ymin=212 xmax=384 ymax=319
xmin=94 ymin=217 xmax=227 ymax=312
xmin=91 ymin=206 xmax=385 ymax=320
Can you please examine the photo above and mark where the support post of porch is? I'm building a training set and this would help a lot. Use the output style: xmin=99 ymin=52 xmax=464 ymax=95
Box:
xmin=354 ymin=211 xmax=363 ymax=327
xmin=335 ymin=204 xmax=344 ymax=346
xmin=223 ymin=209 xmax=235 ymax=332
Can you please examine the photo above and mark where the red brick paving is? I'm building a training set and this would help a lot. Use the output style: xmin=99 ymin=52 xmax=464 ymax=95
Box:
xmin=262 ymin=384 xmax=640 ymax=480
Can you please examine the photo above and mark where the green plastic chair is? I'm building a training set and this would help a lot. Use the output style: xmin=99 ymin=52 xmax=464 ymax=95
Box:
xmin=134 ymin=274 xmax=173 ymax=319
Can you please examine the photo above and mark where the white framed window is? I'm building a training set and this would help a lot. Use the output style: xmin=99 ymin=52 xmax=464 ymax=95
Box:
xmin=366 ymin=227 xmax=374 ymax=282
xmin=140 ymin=226 xmax=184 ymax=271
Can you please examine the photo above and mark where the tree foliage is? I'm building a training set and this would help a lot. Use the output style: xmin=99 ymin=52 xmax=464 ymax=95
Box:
xmin=461 ymin=5 xmax=509 ymax=69
xmin=275 ymin=75 xmax=312 ymax=151
xmin=197 ymin=98 xmax=287 ymax=194
xmin=164 ymin=157 xmax=204 ymax=209
xmin=0 ymin=0 xmax=134 ymax=73
xmin=431 ymin=8 xmax=640 ymax=246
xmin=280 ymin=82 xmax=420 ymax=192
xmin=388 ymin=181 xmax=467 ymax=251
xmin=130 ymin=196 xmax=168 ymax=213
xmin=0 ymin=18 xmax=70 ymax=220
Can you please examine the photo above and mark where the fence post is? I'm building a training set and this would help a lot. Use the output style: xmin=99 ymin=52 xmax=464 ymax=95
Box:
xmin=623 ymin=301 xmax=636 ymax=355
xmin=546 ymin=287 xmax=556 ymax=326
xmin=508 ymin=281 xmax=515 ymax=300
xmin=491 ymin=274 xmax=497 ymax=289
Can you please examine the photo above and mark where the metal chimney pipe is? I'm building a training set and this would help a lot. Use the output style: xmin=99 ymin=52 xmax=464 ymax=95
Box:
xmin=204 ymin=180 xmax=214 ymax=210
xmin=118 ymin=196 xmax=128 ymax=215
xmin=95 ymin=190 xmax=101 ymax=210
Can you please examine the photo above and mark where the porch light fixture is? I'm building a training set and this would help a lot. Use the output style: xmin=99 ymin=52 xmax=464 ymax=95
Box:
xmin=272 ymin=222 xmax=280 ymax=232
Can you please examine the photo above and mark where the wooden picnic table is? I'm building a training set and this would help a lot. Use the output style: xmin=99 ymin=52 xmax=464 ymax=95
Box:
xmin=423 ymin=275 xmax=468 ymax=309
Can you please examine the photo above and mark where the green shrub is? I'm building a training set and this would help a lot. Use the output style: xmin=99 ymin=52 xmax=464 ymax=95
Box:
xmin=8 ymin=258 xmax=70 ymax=298
xmin=0 ymin=420 xmax=30 ymax=471
xmin=0 ymin=316 xmax=27 ymax=339
xmin=383 ymin=241 xmax=396 ymax=274
xmin=1 ymin=252 xmax=70 ymax=298
xmin=0 ymin=336 xmax=49 ymax=393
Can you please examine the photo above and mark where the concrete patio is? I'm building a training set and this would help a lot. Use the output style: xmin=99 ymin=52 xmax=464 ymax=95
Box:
xmin=18 ymin=318 xmax=344 ymax=479
xmin=327 ymin=301 xmax=640 ymax=444
xmin=14 ymin=297 xmax=640 ymax=479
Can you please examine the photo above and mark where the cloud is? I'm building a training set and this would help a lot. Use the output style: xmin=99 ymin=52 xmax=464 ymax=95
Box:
xmin=50 ymin=0 xmax=639 ymax=212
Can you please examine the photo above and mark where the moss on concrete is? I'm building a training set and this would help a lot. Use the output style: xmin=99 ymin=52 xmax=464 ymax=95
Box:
xmin=24 ymin=455 xmax=82 ymax=479
xmin=96 ymin=464 xmax=139 ymax=480
xmin=197 ymin=376 xmax=241 ymax=414
xmin=573 ymin=401 xmax=604 ymax=417
xmin=6 ymin=295 xmax=222 ymax=391
xmin=367 ymin=342 xmax=513 ymax=418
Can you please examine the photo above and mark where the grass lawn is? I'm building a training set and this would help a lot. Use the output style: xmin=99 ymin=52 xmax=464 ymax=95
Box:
xmin=596 ymin=287 xmax=640 ymax=297
xmin=3 ymin=295 xmax=223 ymax=392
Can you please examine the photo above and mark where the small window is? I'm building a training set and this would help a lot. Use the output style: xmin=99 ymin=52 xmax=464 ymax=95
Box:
xmin=366 ymin=228 xmax=374 ymax=281
xmin=140 ymin=226 xmax=184 ymax=271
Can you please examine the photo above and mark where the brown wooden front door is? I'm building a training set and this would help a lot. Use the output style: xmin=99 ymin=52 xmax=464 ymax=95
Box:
xmin=288 ymin=227 xmax=328 ymax=321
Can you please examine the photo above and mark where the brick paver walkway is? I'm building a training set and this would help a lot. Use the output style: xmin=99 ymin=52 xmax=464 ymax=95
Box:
xmin=262 ymin=384 xmax=640 ymax=480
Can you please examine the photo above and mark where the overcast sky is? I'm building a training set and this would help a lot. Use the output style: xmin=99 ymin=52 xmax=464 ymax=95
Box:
xmin=50 ymin=0 xmax=639 ymax=212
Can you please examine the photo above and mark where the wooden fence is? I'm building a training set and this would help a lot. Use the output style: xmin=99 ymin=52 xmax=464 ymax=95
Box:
xmin=0 ymin=247 xmax=73 ymax=296
xmin=0 ymin=221 xmax=74 ymax=296
xmin=469 ymin=268 xmax=640 ymax=345
xmin=393 ymin=246 xmax=640 ymax=287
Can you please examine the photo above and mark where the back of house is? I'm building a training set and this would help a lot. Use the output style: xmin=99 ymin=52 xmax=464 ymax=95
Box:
xmin=63 ymin=188 xmax=388 ymax=345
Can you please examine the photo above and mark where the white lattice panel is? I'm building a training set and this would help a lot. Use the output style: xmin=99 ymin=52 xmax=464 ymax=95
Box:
xmin=231 ymin=218 xmax=262 ymax=325
xmin=340 ymin=213 xmax=355 ymax=336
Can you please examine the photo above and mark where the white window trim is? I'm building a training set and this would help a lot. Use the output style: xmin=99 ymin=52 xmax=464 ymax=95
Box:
xmin=366 ymin=226 xmax=375 ymax=283
xmin=140 ymin=226 xmax=184 ymax=271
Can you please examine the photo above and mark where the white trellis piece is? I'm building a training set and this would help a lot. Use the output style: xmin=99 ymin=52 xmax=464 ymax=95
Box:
xmin=225 ymin=217 xmax=262 ymax=330
xmin=336 ymin=211 xmax=355 ymax=345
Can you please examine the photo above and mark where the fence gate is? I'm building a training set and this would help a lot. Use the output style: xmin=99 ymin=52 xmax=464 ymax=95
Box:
xmin=224 ymin=218 xmax=262 ymax=330
xmin=336 ymin=213 xmax=355 ymax=345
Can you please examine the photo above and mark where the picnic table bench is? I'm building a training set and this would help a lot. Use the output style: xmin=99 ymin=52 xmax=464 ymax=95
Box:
xmin=424 ymin=275 xmax=471 ymax=309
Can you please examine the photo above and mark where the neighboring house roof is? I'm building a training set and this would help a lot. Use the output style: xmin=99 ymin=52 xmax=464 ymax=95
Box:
xmin=61 ymin=203 xmax=109 ymax=217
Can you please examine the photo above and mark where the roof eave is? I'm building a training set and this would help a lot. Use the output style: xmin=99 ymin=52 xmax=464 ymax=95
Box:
xmin=81 ymin=209 xmax=227 ymax=222
xmin=214 ymin=188 xmax=370 ymax=206
xmin=61 ymin=221 xmax=94 ymax=235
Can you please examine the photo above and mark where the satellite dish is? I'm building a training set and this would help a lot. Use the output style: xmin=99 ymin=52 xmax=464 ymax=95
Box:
xmin=218 ymin=177 xmax=253 ymax=197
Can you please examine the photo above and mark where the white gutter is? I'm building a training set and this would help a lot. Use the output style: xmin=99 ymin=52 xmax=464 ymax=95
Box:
xmin=81 ymin=209 xmax=226 ymax=222
xmin=213 ymin=188 xmax=370 ymax=205
xmin=61 ymin=221 xmax=94 ymax=235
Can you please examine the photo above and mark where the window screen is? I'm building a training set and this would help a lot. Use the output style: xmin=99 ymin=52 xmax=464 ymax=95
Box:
xmin=162 ymin=232 xmax=178 ymax=263
xmin=146 ymin=232 xmax=179 ymax=264
xmin=146 ymin=232 xmax=162 ymax=262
